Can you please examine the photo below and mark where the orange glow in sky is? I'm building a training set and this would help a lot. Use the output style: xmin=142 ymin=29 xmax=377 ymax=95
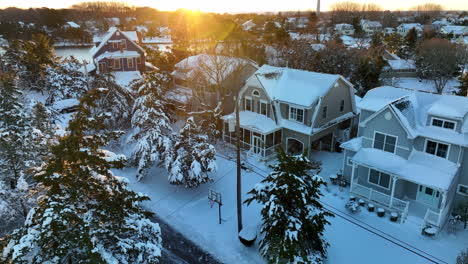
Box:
xmin=0 ymin=0 xmax=466 ymax=12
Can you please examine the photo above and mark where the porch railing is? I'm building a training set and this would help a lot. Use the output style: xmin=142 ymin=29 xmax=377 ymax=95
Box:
xmin=351 ymin=183 xmax=410 ymax=222
xmin=223 ymin=134 xmax=280 ymax=158
xmin=423 ymin=200 xmax=452 ymax=228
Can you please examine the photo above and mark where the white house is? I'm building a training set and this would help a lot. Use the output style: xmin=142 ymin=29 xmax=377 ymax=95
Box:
xmin=440 ymin=25 xmax=468 ymax=38
xmin=334 ymin=23 xmax=355 ymax=36
xmin=383 ymin=27 xmax=396 ymax=35
xmin=397 ymin=23 xmax=423 ymax=36
xmin=360 ymin=20 xmax=382 ymax=35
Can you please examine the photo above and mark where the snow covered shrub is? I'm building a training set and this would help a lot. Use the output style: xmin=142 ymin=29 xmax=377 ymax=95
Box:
xmin=188 ymin=102 xmax=223 ymax=141
xmin=457 ymin=248 xmax=468 ymax=264
xmin=2 ymin=89 xmax=162 ymax=264
xmin=165 ymin=117 xmax=216 ymax=188
xmin=131 ymin=72 xmax=173 ymax=181
xmin=245 ymin=148 xmax=333 ymax=264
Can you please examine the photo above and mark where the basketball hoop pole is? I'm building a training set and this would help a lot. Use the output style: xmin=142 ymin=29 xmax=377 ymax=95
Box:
xmin=235 ymin=96 xmax=243 ymax=233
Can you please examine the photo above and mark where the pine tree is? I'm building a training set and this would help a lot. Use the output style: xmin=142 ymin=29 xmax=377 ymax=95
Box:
xmin=188 ymin=102 xmax=223 ymax=141
xmin=2 ymin=89 xmax=162 ymax=264
xmin=131 ymin=73 xmax=173 ymax=181
xmin=0 ymin=74 xmax=30 ymax=188
xmin=457 ymin=73 xmax=468 ymax=97
xmin=244 ymin=149 xmax=333 ymax=264
xmin=29 ymin=102 xmax=56 ymax=164
xmin=405 ymin=28 xmax=418 ymax=55
xmin=90 ymin=73 xmax=134 ymax=129
xmin=45 ymin=57 xmax=88 ymax=104
xmin=165 ymin=117 xmax=216 ymax=188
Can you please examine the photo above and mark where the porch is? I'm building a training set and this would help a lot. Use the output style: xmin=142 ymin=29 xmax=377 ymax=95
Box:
xmin=222 ymin=111 xmax=282 ymax=158
xmin=349 ymin=148 xmax=459 ymax=228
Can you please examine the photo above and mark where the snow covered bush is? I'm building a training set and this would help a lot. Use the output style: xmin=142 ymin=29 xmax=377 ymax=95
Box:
xmin=2 ymin=89 xmax=162 ymax=264
xmin=131 ymin=72 xmax=173 ymax=181
xmin=188 ymin=102 xmax=223 ymax=141
xmin=165 ymin=117 xmax=216 ymax=188
xmin=244 ymin=149 xmax=333 ymax=264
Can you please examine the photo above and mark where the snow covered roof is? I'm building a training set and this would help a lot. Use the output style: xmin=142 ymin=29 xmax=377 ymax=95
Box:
xmin=142 ymin=36 xmax=172 ymax=44
xmin=90 ymin=27 xmax=143 ymax=57
xmin=361 ymin=20 xmax=382 ymax=27
xmin=335 ymin=23 xmax=353 ymax=30
xmin=387 ymin=59 xmax=416 ymax=70
xmin=359 ymin=86 xmax=468 ymax=145
xmin=441 ymin=25 xmax=467 ymax=35
xmin=222 ymin=111 xmax=280 ymax=134
xmin=52 ymin=98 xmax=79 ymax=112
xmin=398 ymin=23 xmax=422 ymax=30
xmin=95 ymin=50 xmax=140 ymax=62
xmin=166 ymin=85 xmax=193 ymax=105
xmin=253 ymin=65 xmax=346 ymax=107
xmin=311 ymin=43 xmax=325 ymax=51
xmin=340 ymin=136 xmax=362 ymax=152
xmin=66 ymin=21 xmax=80 ymax=28
xmin=242 ymin=20 xmax=255 ymax=31
xmin=113 ymin=71 xmax=141 ymax=88
xmin=352 ymin=148 xmax=459 ymax=191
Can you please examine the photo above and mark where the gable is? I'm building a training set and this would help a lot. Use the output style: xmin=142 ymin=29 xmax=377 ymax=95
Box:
xmin=92 ymin=29 xmax=145 ymax=59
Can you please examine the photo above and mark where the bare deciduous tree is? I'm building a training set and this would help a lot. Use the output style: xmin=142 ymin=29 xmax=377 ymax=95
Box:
xmin=416 ymin=39 xmax=459 ymax=94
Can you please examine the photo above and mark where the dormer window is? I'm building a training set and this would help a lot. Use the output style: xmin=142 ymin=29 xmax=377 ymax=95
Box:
xmin=252 ymin=90 xmax=260 ymax=97
xmin=431 ymin=117 xmax=456 ymax=130
xmin=289 ymin=107 xmax=304 ymax=123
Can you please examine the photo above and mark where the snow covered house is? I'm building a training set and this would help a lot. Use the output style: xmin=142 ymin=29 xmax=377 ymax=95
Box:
xmin=440 ymin=26 xmax=468 ymax=38
xmin=241 ymin=20 xmax=256 ymax=31
xmin=63 ymin=21 xmax=80 ymax=29
xmin=170 ymin=54 xmax=258 ymax=114
xmin=383 ymin=27 xmax=396 ymax=35
xmin=341 ymin=86 xmax=468 ymax=230
xmin=381 ymin=51 xmax=417 ymax=78
xmin=334 ymin=24 xmax=355 ymax=36
xmin=360 ymin=20 xmax=382 ymax=35
xmin=89 ymin=27 xmax=145 ymax=73
xmin=397 ymin=23 xmax=423 ymax=36
xmin=222 ymin=65 xmax=358 ymax=159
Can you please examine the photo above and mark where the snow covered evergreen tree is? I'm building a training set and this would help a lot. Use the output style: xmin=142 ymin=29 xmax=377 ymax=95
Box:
xmin=244 ymin=149 xmax=333 ymax=264
xmin=165 ymin=117 xmax=216 ymax=188
xmin=0 ymin=74 xmax=30 ymax=188
xmin=2 ymin=89 xmax=162 ymax=264
xmin=45 ymin=57 xmax=88 ymax=104
xmin=188 ymin=102 xmax=223 ymax=141
xmin=29 ymin=102 xmax=57 ymax=163
xmin=131 ymin=73 xmax=172 ymax=181
xmin=90 ymin=73 xmax=134 ymax=129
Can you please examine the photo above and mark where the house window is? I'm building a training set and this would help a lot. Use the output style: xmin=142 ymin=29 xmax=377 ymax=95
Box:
xmin=121 ymin=39 xmax=127 ymax=49
xmin=260 ymin=101 xmax=267 ymax=116
xmin=431 ymin=118 xmax=456 ymax=130
xmin=113 ymin=59 xmax=121 ymax=69
xmin=346 ymin=157 xmax=353 ymax=166
xmin=373 ymin=132 xmax=397 ymax=153
xmin=252 ymin=90 xmax=260 ymax=97
xmin=289 ymin=107 xmax=304 ymax=123
xmin=112 ymin=42 xmax=119 ymax=49
xmin=368 ymin=169 xmax=391 ymax=189
xmin=127 ymin=58 xmax=134 ymax=69
xmin=340 ymin=100 xmax=345 ymax=112
xmin=137 ymin=57 xmax=141 ymax=64
xmin=457 ymin=184 xmax=468 ymax=196
xmin=244 ymin=97 xmax=252 ymax=111
xmin=322 ymin=106 xmax=327 ymax=119
xmin=425 ymin=140 xmax=449 ymax=159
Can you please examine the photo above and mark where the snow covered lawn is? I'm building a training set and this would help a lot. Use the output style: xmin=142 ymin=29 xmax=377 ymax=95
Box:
xmin=115 ymin=147 xmax=467 ymax=264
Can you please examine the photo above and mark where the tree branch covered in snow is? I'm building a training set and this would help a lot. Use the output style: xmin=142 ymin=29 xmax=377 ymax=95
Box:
xmin=245 ymin=149 xmax=333 ymax=264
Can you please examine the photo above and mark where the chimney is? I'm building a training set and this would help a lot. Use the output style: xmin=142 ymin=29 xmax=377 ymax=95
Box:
xmin=316 ymin=0 xmax=321 ymax=17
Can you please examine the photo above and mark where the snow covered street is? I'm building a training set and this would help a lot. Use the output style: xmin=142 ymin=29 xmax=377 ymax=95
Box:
xmin=116 ymin=147 xmax=468 ymax=264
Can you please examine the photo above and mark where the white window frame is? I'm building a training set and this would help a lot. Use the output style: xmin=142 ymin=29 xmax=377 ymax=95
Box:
xmin=372 ymin=131 xmax=398 ymax=154
xmin=252 ymin=89 xmax=260 ymax=97
xmin=346 ymin=157 xmax=353 ymax=166
xmin=260 ymin=100 xmax=268 ymax=116
xmin=368 ymin=169 xmax=391 ymax=190
xmin=457 ymin=184 xmax=468 ymax=196
xmin=289 ymin=106 xmax=304 ymax=123
xmin=127 ymin=58 xmax=134 ymax=69
xmin=244 ymin=96 xmax=252 ymax=111
xmin=424 ymin=139 xmax=450 ymax=159
xmin=430 ymin=117 xmax=456 ymax=130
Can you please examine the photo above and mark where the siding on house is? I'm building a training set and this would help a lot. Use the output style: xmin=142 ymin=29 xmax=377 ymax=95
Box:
xmin=313 ymin=79 xmax=354 ymax=128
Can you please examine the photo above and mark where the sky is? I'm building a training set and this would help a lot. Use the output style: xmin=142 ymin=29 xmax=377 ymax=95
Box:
xmin=0 ymin=0 xmax=466 ymax=13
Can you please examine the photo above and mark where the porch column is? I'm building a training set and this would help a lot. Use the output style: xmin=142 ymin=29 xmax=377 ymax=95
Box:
xmin=440 ymin=191 xmax=447 ymax=210
xmin=350 ymin=162 xmax=356 ymax=192
xmin=389 ymin=176 xmax=397 ymax=208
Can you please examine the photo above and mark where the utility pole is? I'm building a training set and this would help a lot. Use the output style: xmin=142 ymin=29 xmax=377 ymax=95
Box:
xmin=235 ymin=96 xmax=243 ymax=234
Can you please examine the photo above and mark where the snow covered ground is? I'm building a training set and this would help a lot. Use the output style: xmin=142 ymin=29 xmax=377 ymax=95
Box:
xmin=385 ymin=77 xmax=460 ymax=94
xmin=114 ymin=144 xmax=468 ymax=264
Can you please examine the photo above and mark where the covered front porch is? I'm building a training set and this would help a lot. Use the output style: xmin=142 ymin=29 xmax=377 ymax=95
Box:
xmin=222 ymin=111 xmax=282 ymax=158
xmin=349 ymin=148 xmax=459 ymax=228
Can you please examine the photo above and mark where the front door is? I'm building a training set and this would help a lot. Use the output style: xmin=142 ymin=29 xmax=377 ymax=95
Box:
xmin=417 ymin=185 xmax=440 ymax=208
xmin=252 ymin=136 xmax=262 ymax=155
